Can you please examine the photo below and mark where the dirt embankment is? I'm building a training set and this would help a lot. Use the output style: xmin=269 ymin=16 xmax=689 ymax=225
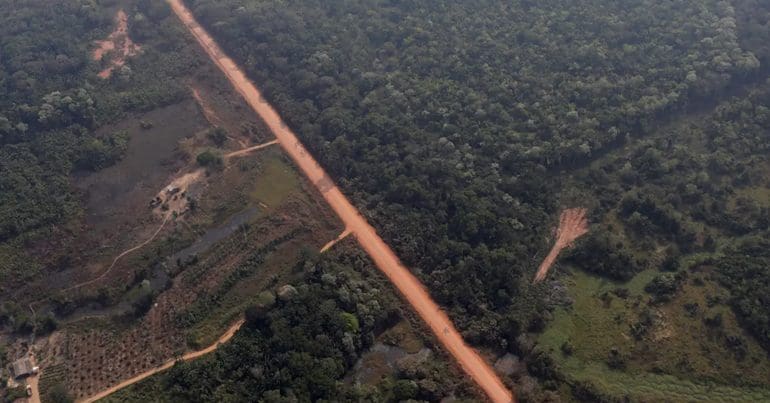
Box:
xmin=533 ymin=208 xmax=589 ymax=283
xmin=167 ymin=1 xmax=514 ymax=401
xmin=93 ymin=10 xmax=141 ymax=79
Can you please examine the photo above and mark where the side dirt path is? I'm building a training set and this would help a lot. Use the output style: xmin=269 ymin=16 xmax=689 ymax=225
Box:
xmin=167 ymin=1 xmax=514 ymax=402
xmin=78 ymin=319 xmax=245 ymax=403
xmin=533 ymin=208 xmax=589 ymax=283
xmin=224 ymin=139 xmax=278 ymax=159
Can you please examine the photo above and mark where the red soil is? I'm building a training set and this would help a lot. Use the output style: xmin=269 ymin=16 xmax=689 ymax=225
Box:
xmin=533 ymin=208 xmax=589 ymax=283
xmin=93 ymin=10 xmax=141 ymax=79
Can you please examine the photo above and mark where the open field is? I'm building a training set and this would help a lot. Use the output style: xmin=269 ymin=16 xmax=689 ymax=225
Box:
xmin=538 ymin=268 xmax=770 ymax=401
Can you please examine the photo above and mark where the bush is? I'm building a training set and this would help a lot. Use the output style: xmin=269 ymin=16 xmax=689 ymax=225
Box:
xmin=644 ymin=272 xmax=684 ymax=300
xmin=196 ymin=150 xmax=222 ymax=168
xmin=207 ymin=127 xmax=228 ymax=146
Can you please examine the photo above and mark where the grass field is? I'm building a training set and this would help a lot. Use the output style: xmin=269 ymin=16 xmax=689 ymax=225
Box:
xmin=539 ymin=268 xmax=770 ymax=401
xmin=249 ymin=152 xmax=303 ymax=209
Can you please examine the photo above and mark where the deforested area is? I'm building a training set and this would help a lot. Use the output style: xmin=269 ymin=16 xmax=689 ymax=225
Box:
xmin=2 ymin=0 xmax=770 ymax=402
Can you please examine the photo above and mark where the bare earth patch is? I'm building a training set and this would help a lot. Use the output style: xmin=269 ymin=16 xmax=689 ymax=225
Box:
xmin=533 ymin=208 xmax=589 ymax=283
xmin=93 ymin=10 xmax=141 ymax=79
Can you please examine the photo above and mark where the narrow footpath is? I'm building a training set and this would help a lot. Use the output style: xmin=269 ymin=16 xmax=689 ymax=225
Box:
xmin=167 ymin=1 xmax=514 ymax=402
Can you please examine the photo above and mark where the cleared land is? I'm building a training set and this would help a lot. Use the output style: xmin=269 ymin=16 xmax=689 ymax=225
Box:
xmin=92 ymin=10 xmax=141 ymax=79
xmin=167 ymin=0 xmax=513 ymax=401
xmin=533 ymin=208 xmax=589 ymax=283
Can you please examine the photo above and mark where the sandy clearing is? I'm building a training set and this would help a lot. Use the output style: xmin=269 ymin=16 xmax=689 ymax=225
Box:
xmin=167 ymin=1 xmax=513 ymax=401
xmin=93 ymin=10 xmax=141 ymax=79
xmin=533 ymin=208 xmax=589 ymax=283
xmin=78 ymin=319 xmax=245 ymax=403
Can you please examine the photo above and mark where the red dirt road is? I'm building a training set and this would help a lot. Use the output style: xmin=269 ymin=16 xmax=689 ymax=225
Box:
xmin=168 ymin=1 xmax=514 ymax=401
xmin=533 ymin=208 xmax=589 ymax=283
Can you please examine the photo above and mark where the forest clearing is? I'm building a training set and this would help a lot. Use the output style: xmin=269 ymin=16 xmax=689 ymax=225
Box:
xmin=92 ymin=10 xmax=140 ymax=79
xmin=533 ymin=208 xmax=590 ymax=283
xmin=167 ymin=0 xmax=513 ymax=401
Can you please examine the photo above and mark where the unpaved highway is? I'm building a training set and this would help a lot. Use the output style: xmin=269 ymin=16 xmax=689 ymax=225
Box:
xmin=167 ymin=1 xmax=514 ymax=401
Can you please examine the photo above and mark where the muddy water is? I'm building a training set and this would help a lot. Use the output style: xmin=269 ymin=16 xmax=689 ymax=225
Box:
xmin=167 ymin=1 xmax=514 ymax=401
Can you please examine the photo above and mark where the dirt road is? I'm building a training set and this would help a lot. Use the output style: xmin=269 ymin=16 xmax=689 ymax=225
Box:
xmin=167 ymin=1 xmax=513 ymax=401
xmin=225 ymin=139 xmax=278 ymax=159
xmin=533 ymin=208 xmax=589 ymax=283
xmin=79 ymin=319 xmax=245 ymax=403
xmin=320 ymin=229 xmax=352 ymax=253
xmin=93 ymin=10 xmax=141 ymax=79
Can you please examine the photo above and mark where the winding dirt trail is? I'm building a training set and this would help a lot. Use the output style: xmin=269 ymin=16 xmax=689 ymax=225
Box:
xmin=93 ymin=10 xmax=141 ymax=79
xmin=58 ymin=215 xmax=170 ymax=294
xmin=533 ymin=208 xmax=589 ymax=283
xmin=167 ymin=1 xmax=513 ymax=401
xmin=78 ymin=319 xmax=245 ymax=403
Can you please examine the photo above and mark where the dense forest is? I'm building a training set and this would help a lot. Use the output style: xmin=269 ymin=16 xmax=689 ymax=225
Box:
xmin=185 ymin=0 xmax=770 ymax=348
xmin=182 ymin=0 xmax=770 ymax=399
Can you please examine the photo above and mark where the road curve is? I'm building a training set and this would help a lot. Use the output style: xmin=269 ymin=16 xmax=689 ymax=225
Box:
xmin=167 ymin=1 xmax=514 ymax=402
xmin=79 ymin=320 xmax=245 ymax=403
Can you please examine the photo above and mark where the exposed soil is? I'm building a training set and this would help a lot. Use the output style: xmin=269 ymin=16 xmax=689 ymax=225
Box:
xmin=533 ymin=208 xmax=589 ymax=283
xmin=320 ymin=229 xmax=352 ymax=253
xmin=224 ymin=139 xmax=278 ymax=159
xmin=168 ymin=1 xmax=514 ymax=401
xmin=93 ymin=10 xmax=141 ymax=79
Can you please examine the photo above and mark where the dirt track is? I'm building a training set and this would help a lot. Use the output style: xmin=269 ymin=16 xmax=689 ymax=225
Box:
xmin=167 ymin=1 xmax=513 ymax=401
xmin=93 ymin=10 xmax=140 ymax=79
xmin=533 ymin=208 xmax=589 ymax=283
xmin=225 ymin=140 xmax=278 ymax=159
xmin=79 ymin=319 xmax=245 ymax=403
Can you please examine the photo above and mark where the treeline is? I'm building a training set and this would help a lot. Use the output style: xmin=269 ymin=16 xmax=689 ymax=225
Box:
xmin=713 ymin=236 xmax=770 ymax=352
